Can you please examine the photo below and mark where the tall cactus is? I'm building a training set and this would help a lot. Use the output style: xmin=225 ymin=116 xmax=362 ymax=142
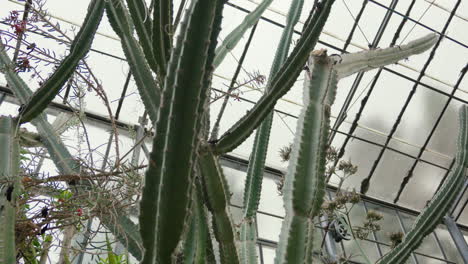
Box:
xmin=275 ymin=34 xmax=438 ymax=263
xmin=275 ymin=50 xmax=338 ymax=264
xmin=377 ymin=105 xmax=468 ymax=264
xmin=239 ymin=0 xmax=321 ymax=263
xmin=122 ymin=0 xmax=224 ymax=262
xmin=0 ymin=117 xmax=20 ymax=263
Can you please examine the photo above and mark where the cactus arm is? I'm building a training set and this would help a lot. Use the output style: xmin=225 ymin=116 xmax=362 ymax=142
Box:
xmin=239 ymin=1 xmax=306 ymax=263
xmin=239 ymin=219 xmax=257 ymax=264
xmin=18 ymin=0 xmax=105 ymax=124
xmin=152 ymin=0 xmax=173 ymax=77
xmin=212 ymin=0 xmax=335 ymax=154
xmin=275 ymin=51 xmax=337 ymax=264
xmin=239 ymin=118 xmax=271 ymax=264
xmin=124 ymin=0 xmax=160 ymax=75
xmin=198 ymin=151 xmax=240 ymax=264
xmin=213 ymin=28 xmax=436 ymax=155
xmin=105 ymin=0 xmax=160 ymax=124
xmin=335 ymin=33 xmax=438 ymax=79
xmin=377 ymin=105 xmax=468 ymax=264
xmin=137 ymin=0 xmax=220 ymax=262
xmin=0 ymin=42 xmax=81 ymax=174
xmin=213 ymin=0 xmax=273 ymax=68
xmin=0 ymin=117 xmax=20 ymax=264
xmin=100 ymin=214 xmax=143 ymax=261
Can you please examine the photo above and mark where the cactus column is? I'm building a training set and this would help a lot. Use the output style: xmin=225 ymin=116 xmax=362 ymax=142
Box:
xmin=0 ymin=117 xmax=20 ymax=263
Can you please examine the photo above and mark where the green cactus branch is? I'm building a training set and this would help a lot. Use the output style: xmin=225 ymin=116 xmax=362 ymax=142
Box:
xmin=198 ymin=151 xmax=240 ymax=264
xmin=212 ymin=0 xmax=335 ymax=154
xmin=125 ymin=0 xmax=160 ymax=76
xmin=0 ymin=42 xmax=80 ymax=175
xmin=335 ymin=33 xmax=438 ymax=79
xmin=275 ymin=50 xmax=337 ymax=264
xmin=0 ymin=117 xmax=20 ymax=264
xmin=213 ymin=0 xmax=273 ymax=68
xmin=137 ymin=0 xmax=221 ymax=262
xmin=106 ymin=0 xmax=161 ymax=124
xmin=377 ymin=105 xmax=468 ymax=264
xmin=152 ymin=0 xmax=173 ymax=77
xmin=18 ymin=0 xmax=105 ymax=124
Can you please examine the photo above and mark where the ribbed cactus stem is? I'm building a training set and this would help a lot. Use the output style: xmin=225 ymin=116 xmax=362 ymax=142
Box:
xmin=198 ymin=151 xmax=240 ymax=264
xmin=335 ymin=33 xmax=438 ymax=79
xmin=377 ymin=105 xmax=468 ymax=264
xmin=135 ymin=0 xmax=221 ymax=262
xmin=275 ymin=50 xmax=337 ymax=264
xmin=0 ymin=117 xmax=20 ymax=263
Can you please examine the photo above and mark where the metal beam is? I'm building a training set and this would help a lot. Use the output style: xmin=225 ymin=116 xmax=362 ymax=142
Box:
xmin=444 ymin=215 xmax=468 ymax=263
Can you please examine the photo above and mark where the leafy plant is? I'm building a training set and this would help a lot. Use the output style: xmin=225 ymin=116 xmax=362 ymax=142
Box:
xmin=0 ymin=0 xmax=462 ymax=263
